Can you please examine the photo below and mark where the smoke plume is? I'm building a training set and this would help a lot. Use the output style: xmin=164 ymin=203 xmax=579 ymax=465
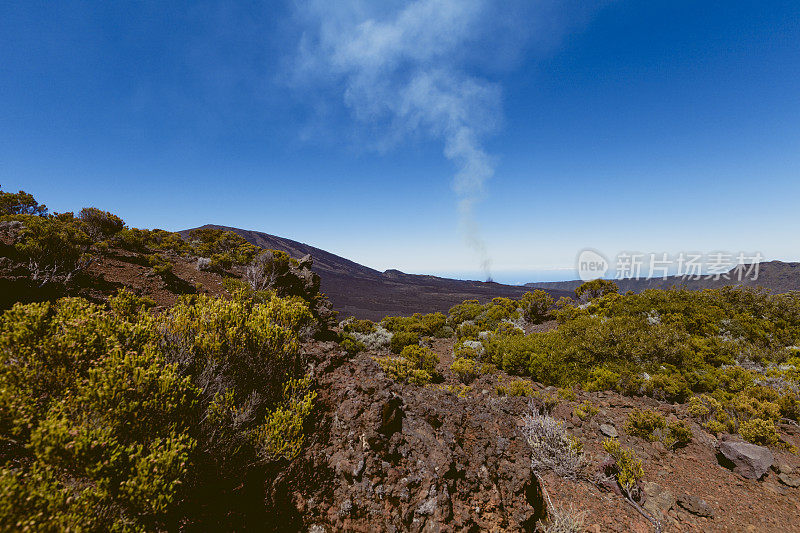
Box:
xmin=291 ymin=0 xmax=594 ymax=279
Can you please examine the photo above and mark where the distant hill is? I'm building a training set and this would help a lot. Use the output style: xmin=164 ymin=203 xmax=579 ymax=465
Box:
xmin=180 ymin=225 xmax=572 ymax=320
xmin=525 ymin=261 xmax=800 ymax=295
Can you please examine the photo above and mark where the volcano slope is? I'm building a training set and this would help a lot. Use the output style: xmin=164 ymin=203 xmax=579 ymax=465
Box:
xmin=180 ymin=224 xmax=571 ymax=320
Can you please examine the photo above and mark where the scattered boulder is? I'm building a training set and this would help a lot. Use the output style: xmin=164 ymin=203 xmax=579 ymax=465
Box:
xmin=777 ymin=473 xmax=800 ymax=488
xmin=642 ymin=481 xmax=675 ymax=517
xmin=677 ymin=494 xmax=714 ymax=518
xmin=599 ymin=424 xmax=618 ymax=438
xmin=719 ymin=440 xmax=773 ymax=480
xmin=772 ymin=460 xmax=795 ymax=475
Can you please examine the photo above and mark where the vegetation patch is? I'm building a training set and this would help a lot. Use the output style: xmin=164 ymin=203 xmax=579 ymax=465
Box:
xmin=0 ymin=288 xmax=317 ymax=530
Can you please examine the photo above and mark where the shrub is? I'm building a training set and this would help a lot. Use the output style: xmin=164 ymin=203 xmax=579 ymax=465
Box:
xmin=625 ymin=408 xmax=693 ymax=449
xmin=739 ymin=418 xmax=780 ymax=446
xmin=374 ymin=345 xmax=439 ymax=385
xmin=78 ymin=207 xmax=125 ymax=241
xmin=542 ymin=504 xmax=587 ymax=533
xmin=533 ymin=390 xmax=561 ymax=413
xmin=373 ymin=356 xmax=432 ymax=385
xmin=601 ymin=438 xmax=644 ymax=500
xmin=523 ymin=405 xmax=585 ymax=479
xmin=624 ymin=409 xmax=667 ymax=441
xmin=447 ymin=298 xmax=518 ymax=332
xmin=451 ymin=357 xmax=479 ymax=384
xmin=347 ymin=325 xmax=392 ymax=352
xmin=455 ymin=322 xmax=481 ymax=340
xmin=557 ymin=387 xmax=577 ymax=402
xmin=664 ymin=420 xmax=693 ymax=449
xmin=427 ymin=383 xmax=472 ymax=397
xmin=253 ymin=377 xmax=317 ymax=461
xmin=243 ymin=251 xmax=299 ymax=292
xmin=399 ymin=345 xmax=438 ymax=374
xmin=341 ymin=318 xmax=376 ymax=335
xmin=454 ymin=339 xmax=486 ymax=360
xmin=187 ymin=228 xmax=260 ymax=269
xmin=8 ymin=214 xmax=92 ymax=283
xmin=496 ymin=378 xmax=536 ymax=397
xmin=573 ymin=401 xmax=599 ymax=421
xmin=575 ymin=279 xmax=618 ymax=301
xmin=389 ymin=330 xmax=420 ymax=354
xmin=340 ymin=334 xmax=367 ymax=355
xmin=520 ymin=290 xmax=554 ymax=323
xmin=584 ymin=368 xmax=621 ymax=392
xmin=450 ymin=357 xmax=494 ymax=384
xmin=147 ymin=253 xmax=173 ymax=276
xmin=0 ymin=292 xmax=202 ymax=530
xmin=382 ymin=312 xmax=448 ymax=338
xmin=0 ymin=186 xmax=47 ymax=216
xmin=688 ymin=394 xmax=734 ymax=434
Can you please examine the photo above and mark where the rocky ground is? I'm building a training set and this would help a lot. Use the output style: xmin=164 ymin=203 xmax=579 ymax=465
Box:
xmin=279 ymin=336 xmax=800 ymax=532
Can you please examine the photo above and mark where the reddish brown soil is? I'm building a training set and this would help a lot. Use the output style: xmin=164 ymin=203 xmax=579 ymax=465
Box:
xmin=287 ymin=336 xmax=800 ymax=532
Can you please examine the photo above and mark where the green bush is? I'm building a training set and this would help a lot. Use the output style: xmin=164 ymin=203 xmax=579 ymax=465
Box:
xmin=575 ymin=279 xmax=618 ymax=301
xmin=664 ymin=420 xmax=693 ymax=449
xmin=147 ymin=253 xmax=173 ymax=276
xmin=0 ymin=186 xmax=47 ymax=216
xmin=188 ymin=228 xmax=260 ymax=269
xmin=389 ymin=330 xmax=420 ymax=354
xmin=342 ymin=318 xmax=376 ymax=335
xmin=0 ymin=289 xmax=318 ymax=530
xmin=602 ymin=438 xmax=644 ymax=499
xmin=625 ymin=408 xmax=667 ymax=441
xmin=373 ymin=344 xmax=439 ymax=385
xmin=573 ymin=400 xmax=599 ymax=421
xmin=79 ymin=207 xmax=125 ymax=241
xmin=450 ymin=357 xmax=494 ymax=384
xmin=624 ymin=408 xmax=693 ymax=449
xmin=381 ymin=312 xmax=449 ymax=338
xmin=5 ymin=214 xmax=92 ymax=280
xmin=496 ymin=378 xmax=536 ymax=397
xmin=738 ymin=418 xmax=780 ymax=446
xmin=447 ymin=297 xmax=518 ymax=332
xmin=374 ymin=357 xmax=432 ymax=385
xmin=399 ymin=345 xmax=438 ymax=374
xmin=520 ymin=290 xmax=554 ymax=323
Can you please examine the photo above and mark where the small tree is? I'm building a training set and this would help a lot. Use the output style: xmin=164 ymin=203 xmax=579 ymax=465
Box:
xmin=79 ymin=207 xmax=125 ymax=242
xmin=0 ymin=186 xmax=48 ymax=216
xmin=520 ymin=290 xmax=554 ymax=323
xmin=575 ymin=279 xmax=618 ymax=301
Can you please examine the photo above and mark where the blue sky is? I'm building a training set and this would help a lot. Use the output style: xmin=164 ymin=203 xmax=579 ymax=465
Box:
xmin=1 ymin=1 xmax=799 ymax=283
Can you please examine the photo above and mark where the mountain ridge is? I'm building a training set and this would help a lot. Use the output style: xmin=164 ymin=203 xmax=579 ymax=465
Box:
xmin=180 ymin=224 xmax=572 ymax=320
xmin=525 ymin=260 xmax=800 ymax=294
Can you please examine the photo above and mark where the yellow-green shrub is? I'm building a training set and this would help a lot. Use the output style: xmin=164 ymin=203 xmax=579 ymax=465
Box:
xmin=520 ymin=290 xmax=554 ymax=323
xmin=374 ymin=356 xmax=433 ymax=385
xmin=496 ymin=378 xmax=536 ymax=397
xmin=573 ymin=400 xmax=599 ymax=421
xmin=624 ymin=409 xmax=667 ymax=441
xmin=602 ymin=438 xmax=644 ymax=498
xmin=738 ymin=418 xmax=780 ymax=446
xmin=0 ymin=288 xmax=319 ymax=530
xmin=450 ymin=357 xmax=495 ymax=384
xmin=374 ymin=345 xmax=439 ymax=385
